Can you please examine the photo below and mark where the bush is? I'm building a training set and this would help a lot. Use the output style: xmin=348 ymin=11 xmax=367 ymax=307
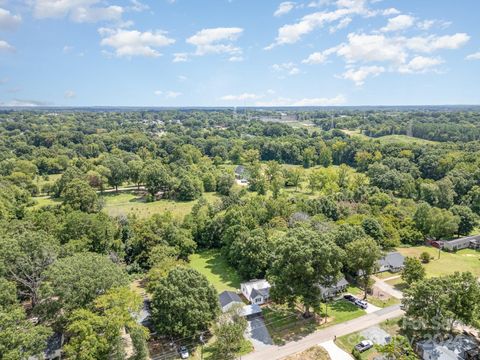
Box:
xmin=352 ymin=348 xmax=362 ymax=360
xmin=420 ymin=251 xmax=431 ymax=263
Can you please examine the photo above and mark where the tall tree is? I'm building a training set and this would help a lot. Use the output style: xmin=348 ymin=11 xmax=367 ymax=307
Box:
xmin=62 ymin=178 xmax=99 ymax=213
xmin=268 ymin=228 xmax=345 ymax=317
xmin=102 ymin=156 xmax=129 ymax=192
xmin=345 ymin=238 xmax=382 ymax=299
xmin=401 ymin=257 xmax=425 ymax=286
xmin=150 ymin=267 xmax=219 ymax=338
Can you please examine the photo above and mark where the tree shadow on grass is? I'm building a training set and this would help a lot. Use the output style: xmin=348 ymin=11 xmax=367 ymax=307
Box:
xmin=329 ymin=299 xmax=359 ymax=313
xmin=203 ymin=250 xmax=242 ymax=290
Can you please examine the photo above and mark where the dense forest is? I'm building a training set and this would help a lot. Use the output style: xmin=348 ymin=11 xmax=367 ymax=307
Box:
xmin=0 ymin=108 xmax=479 ymax=359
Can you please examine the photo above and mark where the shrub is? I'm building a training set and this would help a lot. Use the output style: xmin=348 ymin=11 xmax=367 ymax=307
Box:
xmin=420 ymin=251 xmax=431 ymax=263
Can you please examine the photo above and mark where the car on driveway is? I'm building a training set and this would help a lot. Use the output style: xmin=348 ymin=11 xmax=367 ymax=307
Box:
xmin=179 ymin=346 xmax=189 ymax=359
xmin=355 ymin=299 xmax=368 ymax=309
xmin=343 ymin=294 xmax=357 ymax=302
xmin=355 ymin=340 xmax=373 ymax=352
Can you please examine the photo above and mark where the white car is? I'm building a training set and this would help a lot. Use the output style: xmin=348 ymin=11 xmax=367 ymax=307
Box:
xmin=179 ymin=346 xmax=189 ymax=359
xmin=355 ymin=340 xmax=373 ymax=352
xmin=354 ymin=299 xmax=368 ymax=309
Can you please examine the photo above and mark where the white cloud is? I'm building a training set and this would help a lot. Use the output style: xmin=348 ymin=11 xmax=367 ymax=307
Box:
xmin=99 ymin=28 xmax=175 ymax=58
xmin=404 ymin=33 xmax=470 ymax=53
xmin=466 ymin=52 xmax=480 ymax=61
xmin=64 ymin=90 xmax=76 ymax=99
xmin=220 ymin=93 xmax=262 ymax=101
xmin=335 ymin=33 xmax=407 ymax=64
xmin=381 ymin=8 xmax=400 ymax=16
xmin=128 ymin=0 xmax=149 ymax=12
xmin=339 ymin=65 xmax=385 ymax=85
xmin=274 ymin=2 xmax=296 ymax=17
xmin=255 ymin=94 xmax=346 ymax=106
xmin=302 ymin=51 xmax=328 ymax=64
xmin=33 ymin=0 xmax=124 ymax=23
xmin=0 ymin=7 xmax=21 ymax=30
xmin=381 ymin=14 xmax=415 ymax=32
xmin=228 ymin=55 xmax=243 ymax=62
xmin=173 ymin=52 xmax=188 ymax=62
xmin=397 ymin=56 xmax=443 ymax=73
xmin=154 ymin=90 xmax=182 ymax=98
xmin=178 ymin=75 xmax=187 ymax=81
xmin=329 ymin=17 xmax=351 ymax=33
xmin=272 ymin=62 xmax=300 ymax=75
xmin=0 ymin=39 xmax=14 ymax=52
xmin=186 ymin=27 xmax=243 ymax=56
xmin=63 ymin=45 xmax=73 ymax=54
xmin=1 ymin=99 xmax=49 ymax=107
xmin=417 ymin=19 xmax=451 ymax=31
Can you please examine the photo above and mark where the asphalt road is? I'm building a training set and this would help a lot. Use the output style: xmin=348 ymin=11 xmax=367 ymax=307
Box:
xmin=241 ymin=304 xmax=404 ymax=360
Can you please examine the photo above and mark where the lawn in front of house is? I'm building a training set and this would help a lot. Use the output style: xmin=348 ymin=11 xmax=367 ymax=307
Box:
xmin=336 ymin=317 xmax=403 ymax=360
xmin=319 ymin=299 xmax=366 ymax=326
xmin=397 ymin=246 xmax=480 ymax=277
xmin=346 ymin=285 xmax=400 ymax=308
xmin=263 ymin=305 xmax=317 ymax=345
xmin=188 ymin=250 xmax=243 ymax=293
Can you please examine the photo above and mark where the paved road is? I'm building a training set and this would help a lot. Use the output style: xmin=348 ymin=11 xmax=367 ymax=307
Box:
xmin=242 ymin=305 xmax=404 ymax=360
xmin=320 ymin=340 xmax=354 ymax=360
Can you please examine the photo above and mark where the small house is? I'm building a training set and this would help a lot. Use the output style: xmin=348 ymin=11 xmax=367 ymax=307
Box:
xmin=319 ymin=277 xmax=349 ymax=299
xmin=219 ymin=291 xmax=244 ymax=313
xmin=234 ymin=165 xmax=247 ymax=180
xmin=416 ymin=335 xmax=479 ymax=359
xmin=441 ymin=235 xmax=480 ymax=252
xmin=241 ymin=279 xmax=271 ymax=305
xmin=377 ymin=252 xmax=405 ymax=273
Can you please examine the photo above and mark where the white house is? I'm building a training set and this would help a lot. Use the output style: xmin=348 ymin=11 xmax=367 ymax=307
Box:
xmin=241 ymin=279 xmax=271 ymax=305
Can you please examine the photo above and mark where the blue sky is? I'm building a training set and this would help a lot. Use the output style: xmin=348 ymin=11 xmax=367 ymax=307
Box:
xmin=0 ymin=0 xmax=480 ymax=106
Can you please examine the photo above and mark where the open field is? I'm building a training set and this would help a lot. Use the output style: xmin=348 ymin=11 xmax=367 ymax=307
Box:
xmin=31 ymin=190 xmax=221 ymax=220
xmin=340 ymin=129 xmax=438 ymax=145
xmin=397 ymin=246 xmax=480 ymax=278
xmin=188 ymin=250 xmax=243 ymax=293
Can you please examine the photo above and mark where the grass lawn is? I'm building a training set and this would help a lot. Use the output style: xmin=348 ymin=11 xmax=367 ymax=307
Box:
xmin=319 ymin=300 xmax=365 ymax=326
xmin=285 ymin=346 xmax=331 ymax=360
xmin=375 ymin=271 xmax=397 ymax=280
xmin=336 ymin=317 xmax=403 ymax=360
xmin=194 ymin=339 xmax=253 ymax=359
xmin=102 ymin=191 xmax=220 ymax=220
xmin=346 ymin=285 xmax=399 ymax=308
xmin=31 ymin=190 xmax=221 ymax=220
xmin=397 ymin=246 xmax=480 ymax=277
xmin=263 ymin=306 xmax=317 ymax=345
xmin=188 ymin=250 xmax=242 ymax=293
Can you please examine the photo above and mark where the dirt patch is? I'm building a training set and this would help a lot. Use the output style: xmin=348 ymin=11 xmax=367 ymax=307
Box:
xmin=284 ymin=346 xmax=331 ymax=360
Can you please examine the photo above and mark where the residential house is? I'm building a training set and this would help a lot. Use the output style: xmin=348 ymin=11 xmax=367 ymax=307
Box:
xmin=377 ymin=252 xmax=405 ymax=273
xmin=219 ymin=291 xmax=244 ymax=313
xmin=218 ymin=291 xmax=263 ymax=320
xmin=234 ymin=165 xmax=247 ymax=179
xmin=440 ymin=235 xmax=480 ymax=252
xmin=241 ymin=279 xmax=271 ymax=305
xmin=319 ymin=277 xmax=349 ymax=299
xmin=416 ymin=335 xmax=480 ymax=359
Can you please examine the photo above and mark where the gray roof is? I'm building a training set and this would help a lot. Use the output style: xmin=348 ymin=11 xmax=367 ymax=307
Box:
xmin=319 ymin=277 xmax=349 ymax=293
xmin=251 ymin=287 xmax=270 ymax=299
xmin=379 ymin=252 xmax=405 ymax=269
xmin=235 ymin=165 xmax=246 ymax=175
xmin=219 ymin=291 xmax=243 ymax=309
xmin=240 ymin=304 xmax=262 ymax=317
xmin=417 ymin=335 xmax=479 ymax=360
xmin=443 ymin=234 xmax=480 ymax=246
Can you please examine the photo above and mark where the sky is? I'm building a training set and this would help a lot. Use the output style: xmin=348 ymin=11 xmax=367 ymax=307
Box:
xmin=0 ymin=0 xmax=480 ymax=107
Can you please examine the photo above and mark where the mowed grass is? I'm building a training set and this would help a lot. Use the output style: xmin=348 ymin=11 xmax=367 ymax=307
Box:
xmin=103 ymin=191 xmax=220 ymax=220
xmin=188 ymin=250 xmax=242 ymax=293
xmin=340 ymin=129 xmax=438 ymax=145
xmin=397 ymin=246 xmax=480 ymax=278
xmin=32 ymin=190 xmax=221 ymax=220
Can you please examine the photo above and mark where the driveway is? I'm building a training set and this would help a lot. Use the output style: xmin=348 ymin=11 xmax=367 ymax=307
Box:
xmin=373 ymin=276 xmax=403 ymax=299
xmin=320 ymin=340 xmax=354 ymax=360
xmin=360 ymin=326 xmax=391 ymax=345
xmin=245 ymin=317 xmax=274 ymax=350
xmin=364 ymin=302 xmax=381 ymax=314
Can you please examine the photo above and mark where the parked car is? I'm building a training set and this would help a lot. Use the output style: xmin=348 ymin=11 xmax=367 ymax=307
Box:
xmin=355 ymin=340 xmax=373 ymax=352
xmin=179 ymin=346 xmax=189 ymax=359
xmin=355 ymin=299 xmax=368 ymax=309
xmin=343 ymin=294 xmax=357 ymax=302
